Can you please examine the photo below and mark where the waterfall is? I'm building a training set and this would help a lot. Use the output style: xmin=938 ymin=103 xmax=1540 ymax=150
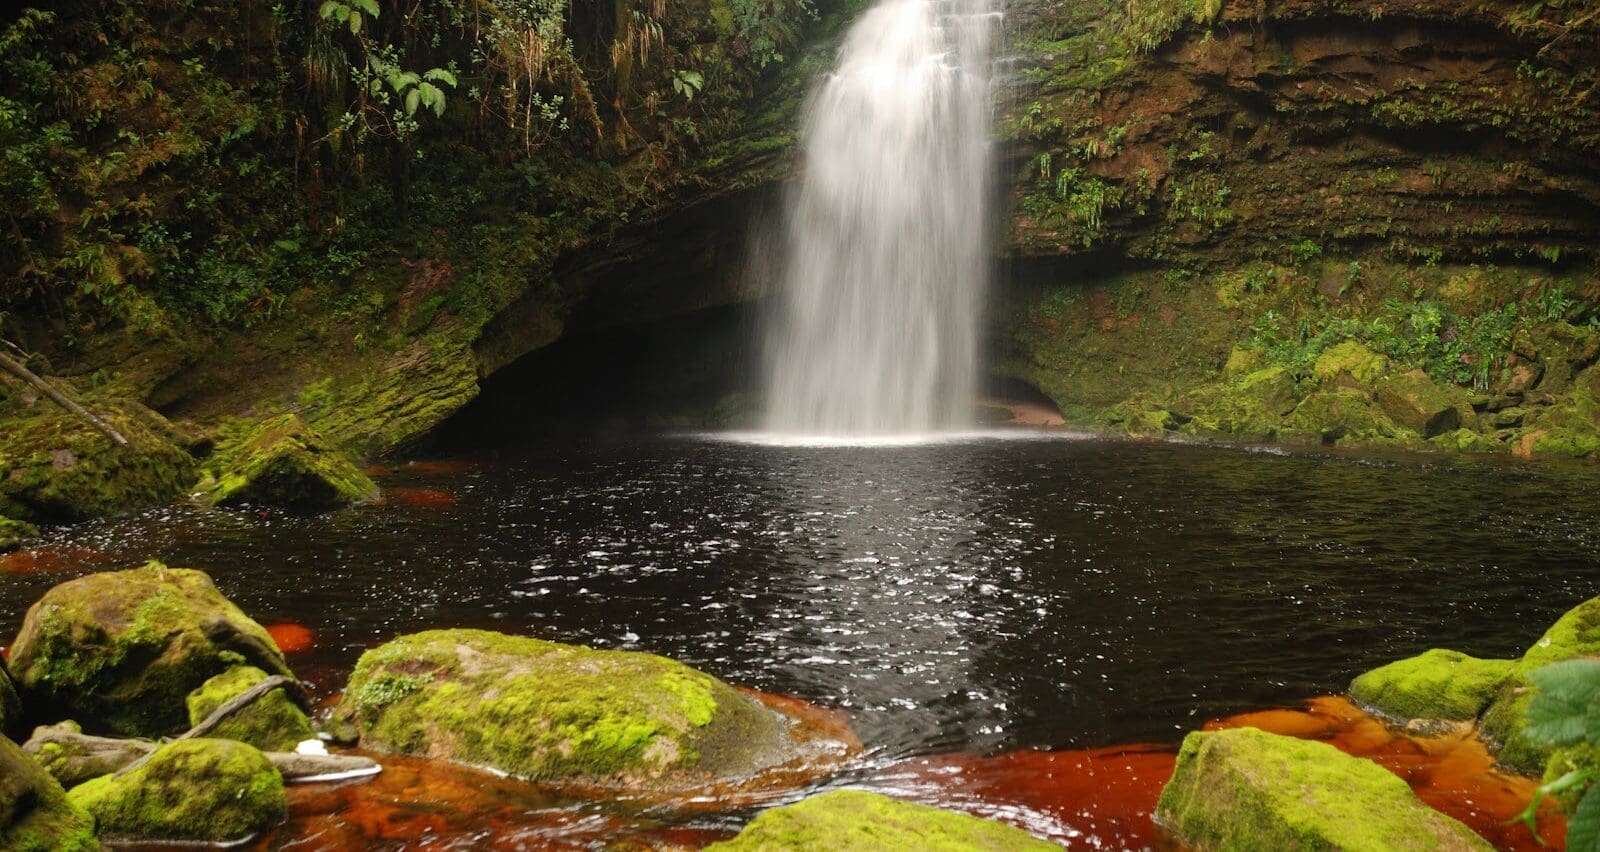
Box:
xmin=763 ymin=0 xmax=1001 ymax=439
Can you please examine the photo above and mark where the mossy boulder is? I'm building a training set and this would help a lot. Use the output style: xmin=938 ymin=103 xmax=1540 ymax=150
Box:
xmin=1481 ymin=594 xmax=1600 ymax=773
xmin=0 ymin=735 xmax=98 ymax=851
xmin=1314 ymin=340 xmax=1389 ymax=386
xmin=0 ymin=667 xmax=20 ymax=740
xmin=706 ymin=789 xmax=1057 ymax=850
xmin=0 ymin=516 xmax=37 ymax=552
xmin=1282 ymin=389 xmax=1403 ymax=445
xmin=1376 ymin=371 xmax=1467 ymax=438
xmin=0 ymin=403 xmax=196 ymax=523
xmin=1348 ymin=649 xmax=1514 ymax=725
xmin=7 ymin=563 xmax=294 ymax=737
xmin=1155 ymin=727 xmax=1491 ymax=850
xmin=68 ymin=738 xmax=285 ymax=843
xmin=185 ymin=666 xmax=315 ymax=752
xmin=1176 ymin=367 xmax=1298 ymax=441
xmin=197 ymin=413 xmax=377 ymax=511
xmin=336 ymin=629 xmax=789 ymax=787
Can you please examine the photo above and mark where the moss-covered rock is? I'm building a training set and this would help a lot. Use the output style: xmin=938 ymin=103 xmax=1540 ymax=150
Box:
xmin=1348 ymin=649 xmax=1514 ymax=725
xmin=0 ymin=734 xmax=98 ymax=852
xmin=1155 ymin=727 xmax=1491 ymax=850
xmin=68 ymin=738 xmax=285 ymax=843
xmin=0 ymin=516 xmax=37 ymax=553
xmin=706 ymin=789 xmax=1057 ymax=850
xmin=1282 ymin=389 xmax=1405 ymax=445
xmin=0 ymin=667 xmax=20 ymax=740
xmin=1176 ymin=366 xmax=1298 ymax=441
xmin=197 ymin=413 xmax=377 ymax=511
xmin=0 ymin=402 xmax=196 ymax=524
xmin=7 ymin=563 xmax=294 ymax=737
xmin=1376 ymin=371 xmax=1468 ymax=438
xmin=1314 ymin=340 xmax=1389 ymax=386
xmin=185 ymin=666 xmax=314 ymax=752
xmin=336 ymin=628 xmax=789 ymax=787
xmin=1481 ymin=594 xmax=1600 ymax=773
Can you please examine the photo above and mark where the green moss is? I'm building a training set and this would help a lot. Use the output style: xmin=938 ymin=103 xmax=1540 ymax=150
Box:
xmin=707 ymin=789 xmax=1057 ymax=851
xmin=1176 ymin=367 xmax=1298 ymax=441
xmin=186 ymin=666 xmax=315 ymax=752
xmin=0 ymin=668 xmax=20 ymax=740
xmin=1155 ymin=728 xmax=1492 ymax=850
xmin=335 ymin=629 xmax=786 ymax=786
xmin=7 ymin=563 xmax=294 ymax=737
xmin=68 ymin=738 xmax=285 ymax=842
xmin=1282 ymin=390 xmax=1409 ymax=446
xmin=1348 ymin=649 xmax=1513 ymax=724
xmin=1375 ymin=371 xmax=1467 ymax=438
xmin=1314 ymin=340 xmax=1390 ymax=386
xmin=0 ymin=735 xmax=97 ymax=852
xmin=1481 ymin=595 xmax=1600 ymax=773
xmin=0 ymin=516 xmax=37 ymax=553
xmin=199 ymin=413 xmax=378 ymax=510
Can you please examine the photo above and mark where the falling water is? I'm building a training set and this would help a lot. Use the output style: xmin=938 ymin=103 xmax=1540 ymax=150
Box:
xmin=763 ymin=0 xmax=1002 ymax=438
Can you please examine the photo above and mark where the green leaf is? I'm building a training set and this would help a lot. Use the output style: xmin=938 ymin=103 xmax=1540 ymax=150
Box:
xmin=423 ymin=68 xmax=456 ymax=87
xmin=318 ymin=1 xmax=347 ymax=21
xmin=1570 ymin=786 xmax=1600 ymax=851
xmin=1527 ymin=660 xmax=1600 ymax=747
xmin=348 ymin=10 xmax=362 ymax=34
xmin=273 ymin=239 xmax=301 ymax=253
xmin=353 ymin=0 xmax=380 ymax=17
xmin=404 ymin=88 xmax=420 ymax=116
xmin=418 ymin=82 xmax=445 ymax=117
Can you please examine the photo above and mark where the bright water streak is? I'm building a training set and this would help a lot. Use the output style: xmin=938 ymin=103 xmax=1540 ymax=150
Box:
xmin=765 ymin=0 xmax=1001 ymax=437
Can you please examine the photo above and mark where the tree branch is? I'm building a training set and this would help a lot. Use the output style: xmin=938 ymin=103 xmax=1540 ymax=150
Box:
xmin=0 ymin=344 xmax=128 ymax=447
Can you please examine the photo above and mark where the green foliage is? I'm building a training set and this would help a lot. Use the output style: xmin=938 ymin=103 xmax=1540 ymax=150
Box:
xmin=1513 ymin=660 xmax=1600 ymax=849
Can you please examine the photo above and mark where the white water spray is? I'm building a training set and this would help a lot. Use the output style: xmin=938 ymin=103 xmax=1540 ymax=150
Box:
xmin=763 ymin=0 xmax=1001 ymax=438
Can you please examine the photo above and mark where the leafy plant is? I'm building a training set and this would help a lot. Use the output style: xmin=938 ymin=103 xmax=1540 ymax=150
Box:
xmin=1512 ymin=659 xmax=1600 ymax=849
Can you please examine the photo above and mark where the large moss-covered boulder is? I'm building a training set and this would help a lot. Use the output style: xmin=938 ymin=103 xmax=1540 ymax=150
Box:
xmin=1375 ymin=371 xmax=1466 ymax=438
xmin=186 ymin=666 xmax=315 ymax=752
xmin=1349 ymin=649 xmax=1514 ymax=725
xmin=1155 ymin=728 xmax=1491 ymax=851
xmin=0 ymin=735 xmax=97 ymax=851
xmin=0 ymin=403 xmax=196 ymax=523
xmin=1282 ymin=389 xmax=1403 ymax=445
xmin=1175 ymin=366 xmax=1299 ymax=440
xmin=7 ymin=564 xmax=294 ymax=737
xmin=197 ymin=413 xmax=377 ymax=511
xmin=336 ymin=629 xmax=789 ymax=787
xmin=68 ymin=738 xmax=285 ymax=843
xmin=706 ymin=789 xmax=1057 ymax=850
xmin=0 ymin=516 xmax=37 ymax=552
xmin=1481 ymin=595 xmax=1600 ymax=773
xmin=1313 ymin=340 xmax=1389 ymax=386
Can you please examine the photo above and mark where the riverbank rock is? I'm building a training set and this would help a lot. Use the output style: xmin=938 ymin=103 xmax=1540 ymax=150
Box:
xmin=0 ymin=667 xmax=21 ymax=740
xmin=1 ymin=735 xmax=98 ymax=851
xmin=1481 ymin=595 xmax=1600 ymax=772
xmin=336 ymin=629 xmax=790 ymax=787
xmin=7 ymin=563 xmax=294 ymax=737
xmin=706 ymin=789 xmax=1057 ymax=850
xmin=68 ymin=738 xmax=285 ymax=843
xmin=1155 ymin=728 xmax=1491 ymax=850
xmin=0 ymin=516 xmax=37 ymax=552
xmin=186 ymin=666 xmax=315 ymax=751
xmin=0 ymin=403 xmax=196 ymax=523
xmin=1175 ymin=366 xmax=1299 ymax=441
xmin=197 ymin=413 xmax=377 ymax=511
xmin=1375 ymin=371 xmax=1466 ymax=438
xmin=1349 ymin=649 xmax=1514 ymax=726
xmin=1313 ymin=341 xmax=1389 ymax=386
xmin=1283 ymin=389 xmax=1403 ymax=446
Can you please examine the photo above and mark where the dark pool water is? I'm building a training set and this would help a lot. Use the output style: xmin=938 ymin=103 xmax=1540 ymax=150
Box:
xmin=2 ymin=433 xmax=1597 ymax=845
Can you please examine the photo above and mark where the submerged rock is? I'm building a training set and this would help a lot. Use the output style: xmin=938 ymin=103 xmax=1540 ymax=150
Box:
xmin=198 ymin=413 xmax=377 ymax=511
xmin=336 ymin=629 xmax=791 ymax=788
xmin=1348 ymin=649 xmax=1513 ymax=725
xmin=1155 ymin=727 xmax=1490 ymax=850
xmin=186 ymin=666 xmax=315 ymax=752
xmin=7 ymin=563 xmax=294 ymax=737
xmin=706 ymin=789 xmax=1056 ymax=850
xmin=1375 ymin=371 xmax=1466 ymax=438
xmin=0 ymin=734 xmax=98 ymax=851
xmin=1481 ymin=594 xmax=1600 ymax=773
xmin=68 ymin=738 xmax=285 ymax=843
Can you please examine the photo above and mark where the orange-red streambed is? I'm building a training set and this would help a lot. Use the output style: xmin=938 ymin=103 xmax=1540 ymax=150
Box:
xmin=881 ymin=696 xmax=1563 ymax=850
xmin=253 ymin=695 xmax=1563 ymax=849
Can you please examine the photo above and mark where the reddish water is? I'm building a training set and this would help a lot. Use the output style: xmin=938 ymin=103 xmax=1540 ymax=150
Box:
xmin=265 ymin=622 xmax=316 ymax=655
xmin=382 ymin=487 xmax=459 ymax=509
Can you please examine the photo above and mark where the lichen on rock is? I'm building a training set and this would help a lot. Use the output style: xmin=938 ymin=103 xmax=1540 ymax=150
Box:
xmin=1155 ymin=727 xmax=1491 ymax=850
xmin=67 ymin=737 xmax=285 ymax=843
xmin=197 ymin=413 xmax=378 ymax=511
xmin=1348 ymin=649 xmax=1513 ymax=725
xmin=6 ymin=562 xmax=295 ymax=737
xmin=0 ymin=734 xmax=98 ymax=852
xmin=335 ymin=628 xmax=790 ymax=788
xmin=706 ymin=789 xmax=1058 ymax=850
xmin=185 ymin=666 xmax=315 ymax=752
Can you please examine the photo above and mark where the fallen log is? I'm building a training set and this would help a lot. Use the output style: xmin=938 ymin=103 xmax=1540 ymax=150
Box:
xmin=23 ymin=722 xmax=381 ymax=785
xmin=0 ymin=345 xmax=129 ymax=447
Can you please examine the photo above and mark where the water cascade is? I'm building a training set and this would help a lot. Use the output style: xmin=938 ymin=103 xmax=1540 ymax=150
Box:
xmin=763 ymin=0 xmax=1002 ymax=438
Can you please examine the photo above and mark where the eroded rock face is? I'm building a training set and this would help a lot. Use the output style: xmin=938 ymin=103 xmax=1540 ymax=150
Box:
xmin=185 ymin=666 xmax=315 ymax=752
xmin=197 ymin=413 xmax=378 ymax=511
xmin=1156 ymin=727 xmax=1491 ymax=851
xmin=0 ymin=735 xmax=97 ymax=852
xmin=706 ymin=789 xmax=1058 ymax=851
xmin=67 ymin=738 xmax=285 ymax=843
xmin=335 ymin=629 xmax=790 ymax=788
xmin=7 ymin=564 xmax=294 ymax=737
xmin=1349 ymin=649 xmax=1514 ymax=726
